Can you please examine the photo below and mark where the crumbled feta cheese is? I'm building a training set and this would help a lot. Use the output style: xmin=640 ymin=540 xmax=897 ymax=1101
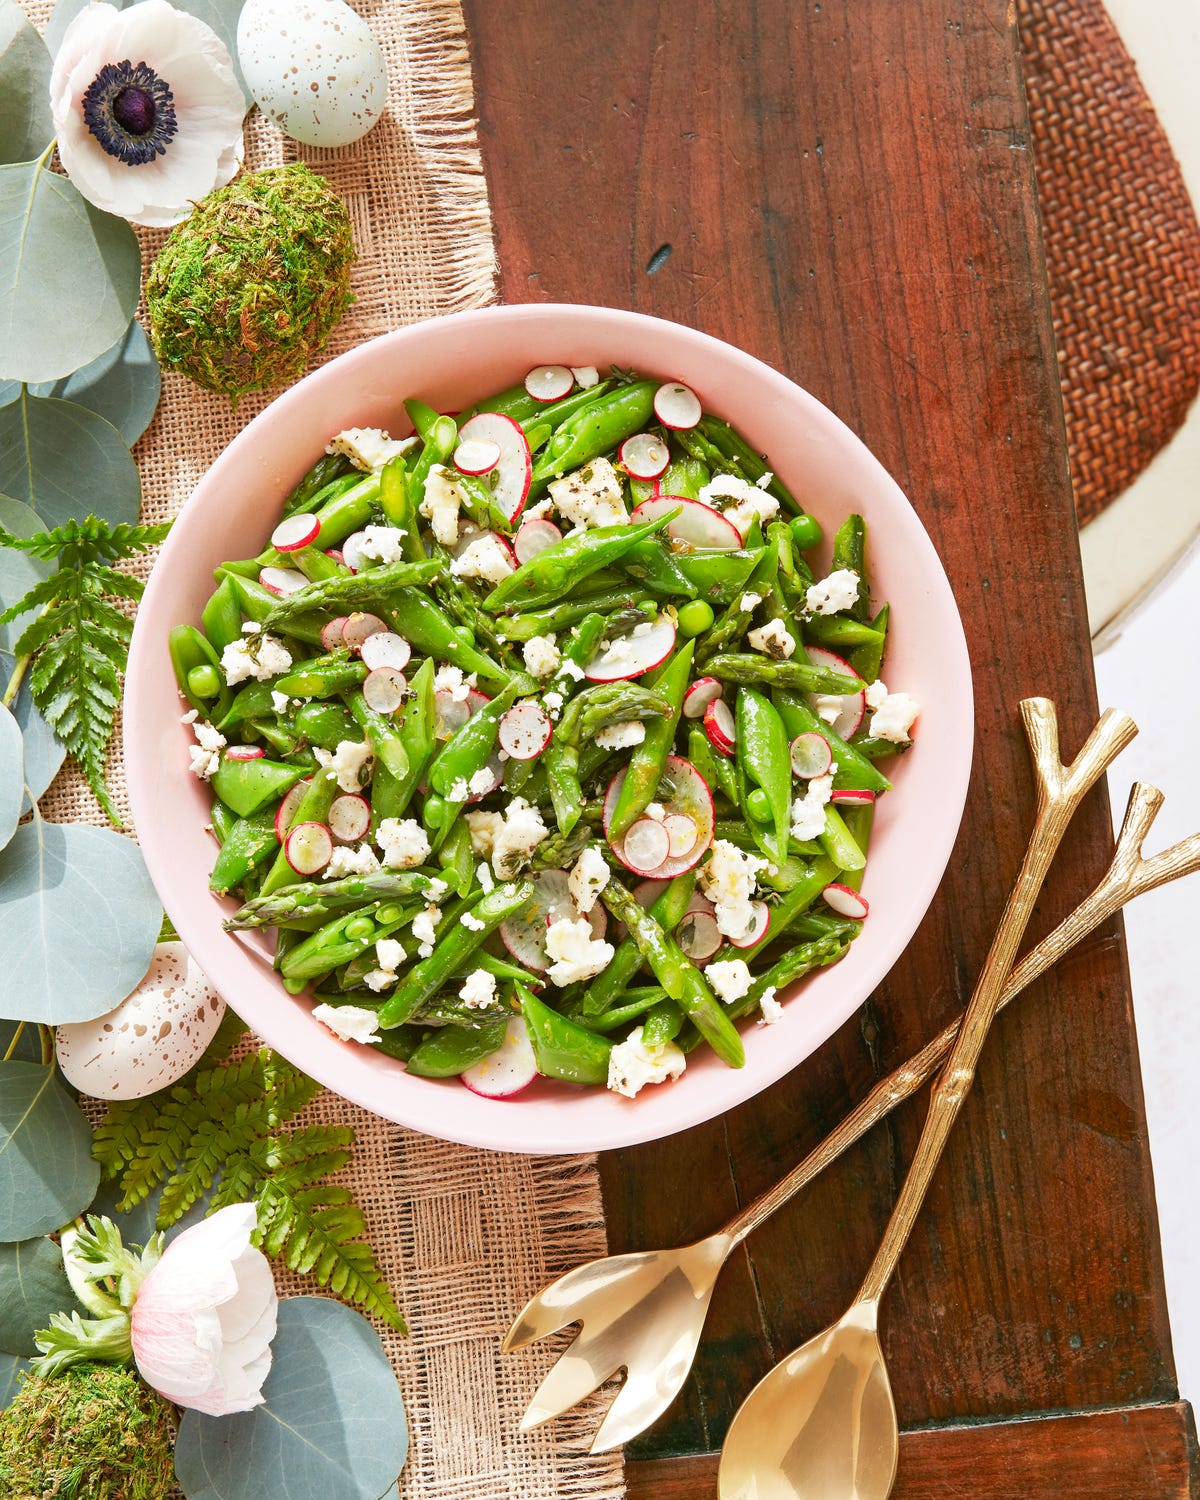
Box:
xmin=327 ymin=427 xmax=417 ymax=472
xmin=806 ymin=568 xmax=861 ymax=617
xmin=425 ymin=877 xmax=449 ymax=903
xmin=323 ymin=843 xmax=381 ymax=880
xmin=740 ymin=592 xmax=763 ymax=613
xmin=698 ymin=473 xmax=780 ymax=539
xmin=544 ymin=915 xmax=615 ymax=986
xmin=595 ymin=719 xmax=645 ymax=751
xmin=543 ymin=690 xmax=564 ymax=720
xmin=790 ymin=773 xmax=834 ymax=841
xmin=644 ymin=802 xmax=666 ymax=823
xmin=568 ymin=845 xmax=611 ymax=915
xmin=459 ymin=968 xmax=497 ymax=1009
xmin=468 ymin=767 xmax=496 ymax=797
xmin=633 ymin=621 xmax=653 ymax=638
xmin=186 ymin=718 xmax=226 ymax=780
xmin=448 ymin=779 xmax=470 ymax=802
xmin=813 ymin=693 xmax=844 ymax=727
xmin=522 ymin=634 xmax=561 ymax=679
xmin=327 ymin=737 xmax=373 ymax=793
xmin=241 ymin=622 xmax=261 ymax=635
xmin=570 ymin=365 xmax=600 ymax=388
xmin=607 ymin=1025 xmax=686 ymax=1098
xmin=699 ymin=840 xmax=767 ymax=942
xmin=466 ymin=810 xmax=503 ymax=857
xmin=755 ymin=471 xmax=774 ymax=490
xmin=547 ymin=456 xmax=627 ymax=529
xmin=706 ymin=959 xmax=753 ymax=1005
xmin=377 ymin=817 xmax=430 ymax=870
xmin=355 ymin=524 xmax=408 ymax=566
xmin=434 ymin=664 xmax=474 ymax=702
xmin=747 ymin=618 xmax=796 ymax=660
xmin=362 ymin=969 xmax=398 ymax=993
xmin=180 ymin=709 xmax=198 ymax=723
xmin=477 ymin=862 xmax=495 ymax=893
xmin=411 ymin=905 xmax=440 ymax=958
xmin=450 ymin=533 xmax=515 ymax=586
xmin=558 ymin=657 xmax=586 ymax=682
xmin=758 ymin=987 xmax=782 ymax=1025
xmin=220 ymin=633 xmax=292 ymax=686
xmin=597 ymin=635 xmax=634 ymax=668
xmin=461 ymin=910 xmax=486 ymax=932
xmin=491 ymin=797 xmax=550 ymax=877
xmin=376 ymin=938 xmax=406 ymax=972
xmin=312 ymin=1003 xmax=382 ymax=1045
xmin=270 ymin=689 xmax=290 ymax=715
xmin=419 ymin=463 xmax=465 ymax=546
xmin=865 ymin=679 xmax=920 ymax=743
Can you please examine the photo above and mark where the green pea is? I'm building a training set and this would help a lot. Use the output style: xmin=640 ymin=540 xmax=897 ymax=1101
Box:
xmin=375 ymin=903 xmax=404 ymax=924
xmin=746 ymin=787 xmax=774 ymax=823
xmin=790 ymin=514 xmax=824 ymax=552
xmin=186 ymin=663 xmax=222 ymax=699
xmin=423 ymin=793 xmax=447 ymax=828
xmin=677 ymin=599 xmax=715 ymax=637
xmin=344 ymin=916 xmax=377 ymax=942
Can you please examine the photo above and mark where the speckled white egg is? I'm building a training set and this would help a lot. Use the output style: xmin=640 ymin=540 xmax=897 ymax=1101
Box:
xmin=237 ymin=0 xmax=387 ymax=149
xmin=56 ymin=943 xmax=226 ymax=1100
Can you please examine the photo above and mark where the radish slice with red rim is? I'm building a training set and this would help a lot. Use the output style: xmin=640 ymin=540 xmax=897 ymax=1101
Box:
xmin=683 ymin=677 xmax=723 ymax=720
xmin=805 ymin=646 xmax=866 ymax=739
xmin=822 ymin=883 xmax=869 ymax=919
xmin=653 ymin=381 xmax=702 ymax=430
xmin=498 ymin=701 xmax=552 ymax=760
xmin=259 ymin=566 xmax=307 ymax=597
xmin=340 ymin=531 xmax=370 ymax=572
xmin=619 ymin=432 xmax=670 ymax=479
xmin=499 ymin=869 xmax=607 ymax=972
xmin=603 ymin=754 xmax=714 ymax=878
xmin=363 ymin=666 xmax=408 ymax=714
xmin=434 ymin=689 xmax=479 ymax=740
xmin=455 ymin=413 xmax=532 ymax=525
xmin=704 ymin=697 xmax=736 ymax=756
xmin=453 ymin=437 xmax=501 ymax=475
xmin=271 ymin=513 xmax=320 ymax=552
xmin=321 ymin=616 xmax=350 ymax=651
xmin=630 ymin=495 xmax=741 ymax=552
xmin=677 ymin=908 xmax=722 ymax=963
xmin=328 ymin=793 xmax=371 ymax=843
xmin=461 ymin=1017 xmax=538 ymax=1098
xmin=274 ymin=778 xmax=309 ymax=842
xmin=664 ymin=813 xmax=699 ymax=858
xmin=453 ymin=527 xmax=517 ymax=573
xmin=360 ymin=632 xmax=411 ymax=672
xmin=325 ymin=548 xmax=345 ymax=567
xmin=622 ymin=817 xmax=671 ymax=875
xmin=730 ymin=900 xmax=771 ymax=949
xmin=342 ymin=613 xmax=388 ymax=652
xmin=790 ymin=732 xmax=833 ymax=779
xmin=524 ymin=364 xmax=574 ymax=402
xmin=285 ymin=821 xmax=333 ymax=876
xmin=583 ymin=615 xmax=676 ymax=682
xmin=224 ymin=744 xmax=265 ymax=761
xmin=831 ymin=787 xmax=876 ymax=806
xmin=513 ymin=518 xmax=562 ymax=565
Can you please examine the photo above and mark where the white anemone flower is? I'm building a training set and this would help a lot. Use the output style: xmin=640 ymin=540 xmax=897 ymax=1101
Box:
xmin=130 ymin=1203 xmax=278 ymax=1415
xmin=50 ymin=0 xmax=245 ymax=228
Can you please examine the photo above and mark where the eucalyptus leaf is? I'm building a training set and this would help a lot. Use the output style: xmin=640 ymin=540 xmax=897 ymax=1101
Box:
xmin=0 ymin=1351 xmax=30 ymax=1408
xmin=0 ymin=2 xmax=54 ymax=165
xmin=0 ymin=648 xmax=64 ymax=806
xmin=0 ymin=1236 xmax=73 ymax=1355
xmin=0 ymin=822 xmax=160 ymax=1025
xmin=175 ymin=1298 xmax=409 ymax=1500
xmin=47 ymin=0 xmax=253 ymax=103
xmin=0 ymin=703 xmax=20 ymax=851
xmin=0 ymin=496 xmax=50 ymax=649
xmin=0 ymin=1060 xmax=100 ymax=1240
xmin=0 ymin=391 xmax=140 ymax=528
xmin=0 ymin=162 xmax=140 ymax=385
xmin=0 ymin=323 xmax=162 ymax=449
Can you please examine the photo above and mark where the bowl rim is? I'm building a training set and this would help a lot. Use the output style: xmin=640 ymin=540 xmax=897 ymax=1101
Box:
xmin=125 ymin=302 xmax=974 ymax=1154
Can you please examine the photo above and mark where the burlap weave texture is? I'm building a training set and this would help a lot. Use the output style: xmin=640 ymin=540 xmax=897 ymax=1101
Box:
xmin=16 ymin=2 xmax=625 ymax=1494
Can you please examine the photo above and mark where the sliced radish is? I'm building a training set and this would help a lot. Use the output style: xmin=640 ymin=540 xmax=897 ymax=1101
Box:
xmin=285 ymin=821 xmax=333 ymax=876
xmin=513 ymin=517 xmax=562 ymax=564
xmin=619 ymin=432 xmax=670 ymax=480
xmin=434 ymin=687 xmax=488 ymax=740
xmin=452 ymin=527 xmax=517 ymax=573
xmin=274 ymin=778 xmax=309 ymax=842
xmin=805 ymin=647 xmax=866 ymax=739
xmin=498 ymin=869 xmax=607 ymax=972
xmin=704 ymin=697 xmax=736 ymax=757
xmin=456 ymin=412 xmax=532 ymax=525
xmin=622 ymin=817 xmax=671 ymax=875
xmin=363 ymin=666 xmax=408 ymax=714
xmin=461 ymin=1016 xmax=538 ymax=1098
xmin=677 ymin=908 xmax=722 ymax=963
xmin=823 ymin=883 xmax=869 ymax=920
xmin=524 ymin=364 xmax=574 ymax=402
xmin=790 ymin=732 xmax=833 ymax=779
xmin=683 ymin=677 xmax=723 ymax=720
xmin=328 ymin=793 xmax=371 ymax=843
xmin=340 ymin=531 xmax=370 ymax=572
xmin=360 ymin=631 xmax=412 ymax=672
xmin=342 ymin=612 xmax=388 ymax=652
xmin=730 ymin=900 xmax=771 ymax=949
xmin=633 ymin=878 xmax=670 ymax=910
xmin=664 ymin=813 xmax=699 ymax=858
xmin=271 ymin=513 xmax=321 ymax=552
xmin=326 ymin=548 xmax=346 ymax=567
xmin=831 ymin=788 xmax=877 ymax=806
xmin=464 ymin=751 xmax=505 ymax=803
xmin=453 ymin=437 xmax=502 ymax=475
xmin=653 ymin=381 xmax=702 ymax=430
xmin=603 ymin=755 xmax=714 ymax=879
xmin=259 ymin=565 xmax=308 ymax=597
xmin=630 ymin=495 xmax=741 ymax=552
xmin=224 ymin=744 xmax=265 ymax=761
xmin=321 ymin=616 xmax=350 ymax=651
xmin=583 ymin=616 xmax=676 ymax=682
xmin=498 ymin=701 xmax=552 ymax=760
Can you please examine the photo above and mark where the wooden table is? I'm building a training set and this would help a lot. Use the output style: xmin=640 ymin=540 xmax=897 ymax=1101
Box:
xmin=460 ymin=1 xmax=1198 ymax=1493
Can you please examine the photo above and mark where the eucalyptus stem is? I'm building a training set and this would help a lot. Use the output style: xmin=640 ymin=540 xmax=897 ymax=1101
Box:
xmin=2 ymin=1022 xmax=24 ymax=1061
xmin=2 ymin=650 xmax=31 ymax=710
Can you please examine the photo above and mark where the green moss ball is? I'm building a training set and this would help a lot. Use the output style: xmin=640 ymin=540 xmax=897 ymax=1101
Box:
xmin=147 ymin=163 xmax=356 ymax=399
xmin=0 ymin=1363 xmax=176 ymax=1500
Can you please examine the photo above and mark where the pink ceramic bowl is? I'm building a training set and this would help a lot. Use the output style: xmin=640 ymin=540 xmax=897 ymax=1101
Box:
xmin=125 ymin=304 xmax=973 ymax=1155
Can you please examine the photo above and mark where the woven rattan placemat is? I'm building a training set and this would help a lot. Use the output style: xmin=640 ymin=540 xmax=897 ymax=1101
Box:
xmin=17 ymin=2 xmax=625 ymax=1494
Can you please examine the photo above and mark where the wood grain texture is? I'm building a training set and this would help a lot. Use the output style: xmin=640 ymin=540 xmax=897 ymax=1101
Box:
xmin=625 ymin=1402 xmax=1200 ymax=1499
xmin=461 ymin=0 xmax=1183 ymax=1472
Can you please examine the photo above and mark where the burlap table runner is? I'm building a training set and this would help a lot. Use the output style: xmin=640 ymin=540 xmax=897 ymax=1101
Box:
xmin=18 ymin=2 xmax=626 ymax=1494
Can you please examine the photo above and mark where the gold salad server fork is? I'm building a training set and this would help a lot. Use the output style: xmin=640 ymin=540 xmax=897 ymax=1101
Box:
xmin=506 ymin=706 xmax=1198 ymax=1457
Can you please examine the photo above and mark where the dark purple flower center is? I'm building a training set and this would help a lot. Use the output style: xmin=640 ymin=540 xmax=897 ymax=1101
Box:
xmin=82 ymin=59 xmax=177 ymax=166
